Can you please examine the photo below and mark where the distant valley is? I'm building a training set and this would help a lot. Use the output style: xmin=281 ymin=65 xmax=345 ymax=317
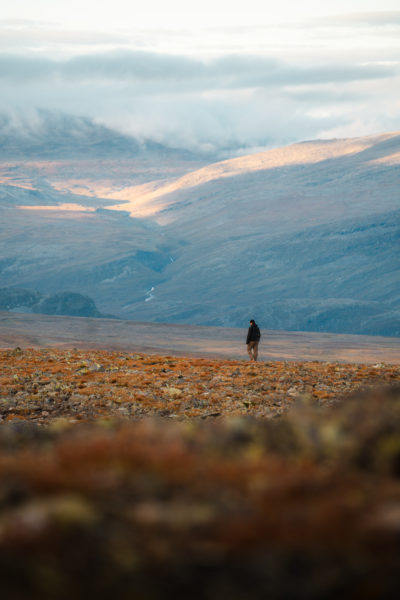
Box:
xmin=0 ymin=113 xmax=399 ymax=337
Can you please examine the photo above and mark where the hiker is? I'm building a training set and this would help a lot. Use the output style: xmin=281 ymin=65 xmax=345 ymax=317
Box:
xmin=246 ymin=319 xmax=261 ymax=361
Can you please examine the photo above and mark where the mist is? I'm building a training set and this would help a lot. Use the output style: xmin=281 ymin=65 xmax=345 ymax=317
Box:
xmin=0 ymin=49 xmax=398 ymax=156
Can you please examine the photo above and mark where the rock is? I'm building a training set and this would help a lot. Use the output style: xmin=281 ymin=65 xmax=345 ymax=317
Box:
xmin=166 ymin=387 xmax=183 ymax=398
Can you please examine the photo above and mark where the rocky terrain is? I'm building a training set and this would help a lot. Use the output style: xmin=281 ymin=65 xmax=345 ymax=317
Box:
xmin=0 ymin=346 xmax=399 ymax=598
xmin=2 ymin=347 xmax=399 ymax=424
xmin=0 ymin=118 xmax=399 ymax=335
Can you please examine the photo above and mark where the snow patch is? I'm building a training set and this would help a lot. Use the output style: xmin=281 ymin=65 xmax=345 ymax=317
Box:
xmin=145 ymin=286 xmax=155 ymax=302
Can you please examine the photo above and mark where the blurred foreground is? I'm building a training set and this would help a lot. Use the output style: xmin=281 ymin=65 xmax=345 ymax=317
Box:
xmin=0 ymin=375 xmax=399 ymax=598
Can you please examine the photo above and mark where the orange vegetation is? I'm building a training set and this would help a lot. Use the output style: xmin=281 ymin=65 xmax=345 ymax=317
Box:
xmin=0 ymin=348 xmax=399 ymax=424
xmin=0 ymin=348 xmax=399 ymax=598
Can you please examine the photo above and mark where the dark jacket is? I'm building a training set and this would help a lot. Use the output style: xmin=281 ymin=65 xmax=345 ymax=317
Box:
xmin=246 ymin=323 xmax=261 ymax=344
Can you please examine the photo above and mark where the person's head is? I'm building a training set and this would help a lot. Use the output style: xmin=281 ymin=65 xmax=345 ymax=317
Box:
xmin=249 ymin=319 xmax=255 ymax=325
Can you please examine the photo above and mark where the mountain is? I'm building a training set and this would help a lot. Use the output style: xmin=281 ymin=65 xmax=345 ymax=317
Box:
xmin=0 ymin=124 xmax=399 ymax=336
xmin=0 ymin=111 xmax=208 ymax=161
xmin=107 ymin=131 xmax=400 ymax=335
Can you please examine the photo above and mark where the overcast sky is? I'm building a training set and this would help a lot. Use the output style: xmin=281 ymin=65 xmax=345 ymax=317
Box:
xmin=1 ymin=1 xmax=399 ymax=154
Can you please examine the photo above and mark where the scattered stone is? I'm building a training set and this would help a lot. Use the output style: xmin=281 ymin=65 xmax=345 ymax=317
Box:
xmin=0 ymin=348 xmax=399 ymax=424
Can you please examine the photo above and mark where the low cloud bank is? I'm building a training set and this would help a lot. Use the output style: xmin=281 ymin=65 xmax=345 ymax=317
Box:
xmin=0 ymin=49 xmax=399 ymax=156
xmin=0 ymin=51 xmax=397 ymax=87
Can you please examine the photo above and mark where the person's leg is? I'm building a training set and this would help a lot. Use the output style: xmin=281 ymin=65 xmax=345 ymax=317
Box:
xmin=247 ymin=341 xmax=257 ymax=360
xmin=253 ymin=342 xmax=259 ymax=361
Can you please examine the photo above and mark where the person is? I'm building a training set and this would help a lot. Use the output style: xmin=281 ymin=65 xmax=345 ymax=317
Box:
xmin=246 ymin=319 xmax=261 ymax=361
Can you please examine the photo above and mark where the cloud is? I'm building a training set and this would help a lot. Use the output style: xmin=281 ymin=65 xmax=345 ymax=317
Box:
xmin=0 ymin=55 xmax=57 ymax=83
xmin=0 ymin=50 xmax=397 ymax=89
xmin=0 ymin=48 xmax=399 ymax=156
xmin=0 ymin=20 xmax=132 ymax=54
xmin=320 ymin=11 xmax=400 ymax=27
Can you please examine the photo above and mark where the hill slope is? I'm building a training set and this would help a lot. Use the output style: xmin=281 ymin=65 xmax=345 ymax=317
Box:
xmin=0 ymin=127 xmax=399 ymax=335
xmin=111 ymin=132 xmax=400 ymax=334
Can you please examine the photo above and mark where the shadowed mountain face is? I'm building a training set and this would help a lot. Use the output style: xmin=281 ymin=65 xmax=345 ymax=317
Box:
xmin=0 ymin=117 xmax=399 ymax=336
xmin=0 ymin=111 xmax=207 ymax=161
xmin=0 ymin=288 xmax=110 ymax=319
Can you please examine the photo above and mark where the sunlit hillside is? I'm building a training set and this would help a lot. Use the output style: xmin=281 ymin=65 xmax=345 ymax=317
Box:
xmin=103 ymin=132 xmax=399 ymax=219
